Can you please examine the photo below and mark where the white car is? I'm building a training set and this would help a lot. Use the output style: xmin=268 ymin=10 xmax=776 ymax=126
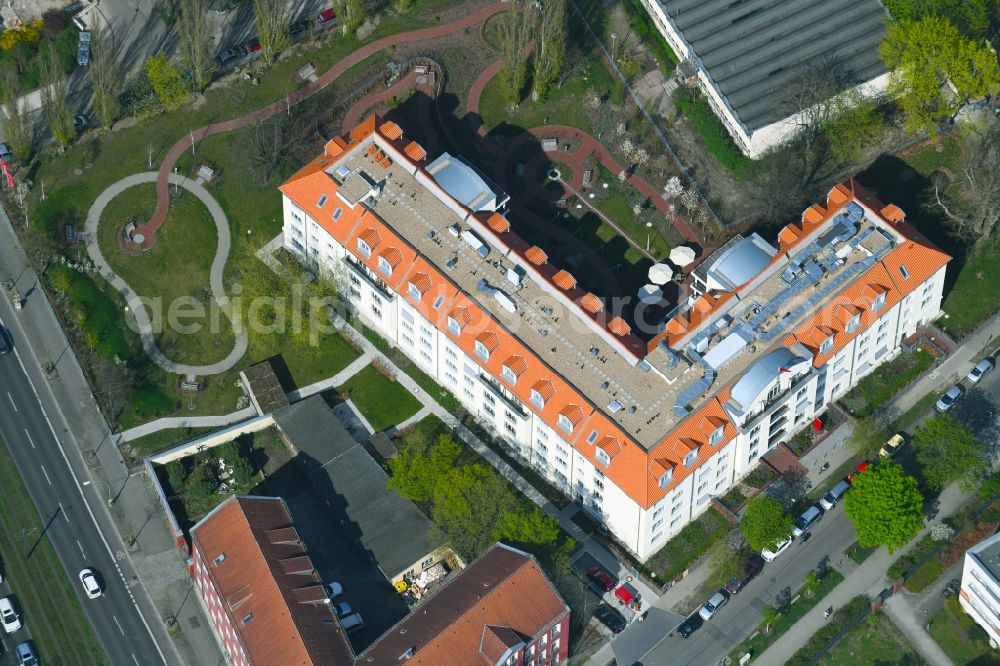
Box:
xmin=323 ymin=581 xmax=343 ymax=601
xmin=698 ymin=590 xmax=730 ymax=620
xmin=0 ymin=597 xmax=21 ymax=633
xmin=761 ymin=537 xmax=792 ymax=562
xmin=935 ymin=384 xmax=963 ymax=412
xmin=79 ymin=568 xmax=102 ymax=599
xmin=968 ymin=359 xmax=994 ymax=383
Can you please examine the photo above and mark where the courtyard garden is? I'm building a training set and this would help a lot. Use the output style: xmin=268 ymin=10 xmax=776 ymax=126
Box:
xmin=819 ymin=613 xmax=925 ymax=665
xmin=643 ymin=507 xmax=729 ymax=582
xmin=334 ymin=363 xmax=422 ymax=432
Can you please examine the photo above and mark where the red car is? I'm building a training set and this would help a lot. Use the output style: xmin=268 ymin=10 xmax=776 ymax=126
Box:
xmin=586 ymin=566 xmax=618 ymax=593
xmin=847 ymin=461 xmax=869 ymax=483
xmin=316 ymin=8 xmax=338 ymax=30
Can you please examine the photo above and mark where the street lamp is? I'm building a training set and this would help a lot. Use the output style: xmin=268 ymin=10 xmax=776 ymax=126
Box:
xmin=611 ymin=32 xmax=618 ymax=63
xmin=645 ymin=221 xmax=653 ymax=251
xmin=172 ymin=167 xmax=179 ymax=195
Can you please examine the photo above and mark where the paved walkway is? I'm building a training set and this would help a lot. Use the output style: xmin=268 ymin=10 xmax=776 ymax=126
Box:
xmin=119 ymin=407 xmax=258 ymax=441
xmin=285 ymin=351 xmax=374 ymax=402
xmin=138 ymin=2 xmax=508 ymax=247
xmin=85 ymin=171 xmax=249 ymax=374
xmin=883 ymin=594 xmax=955 ymax=666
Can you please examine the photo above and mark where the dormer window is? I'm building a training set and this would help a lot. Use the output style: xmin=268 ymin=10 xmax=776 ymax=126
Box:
xmin=475 ymin=332 xmax=498 ymax=361
xmin=316 ymin=194 xmax=328 ymax=208
xmin=408 ymin=283 xmax=422 ymax=301
xmin=846 ymin=314 xmax=861 ymax=334
xmin=658 ymin=468 xmax=673 ymax=488
xmin=357 ymin=238 xmax=372 ymax=258
xmin=377 ymin=256 xmax=393 ymax=276
xmin=595 ymin=447 xmax=611 ymax=466
xmin=683 ymin=449 xmax=699 ymax=467
xmin=447 ymin=316 xmax=462 ymax=335
xmin=558 ymin=414 xmax=573 ymax=434
xmin=873 ymin=292 xmax=886 ymax=311
xmin=709 ymin=426 xmax=724 ymax=446
xmin=475 ymin=340 xmax=490 ymax=361
xmin=501 ymin=365 xmax=517 ymax=384
xmin=820 ymin=335 xmax=834 ymax=354
xmin=530 ymin=389 xmax=545 ymax=409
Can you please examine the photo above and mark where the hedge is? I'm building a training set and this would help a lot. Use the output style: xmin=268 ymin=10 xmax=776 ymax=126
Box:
xmin=786 ymin=595 xmax=871 ymax=665
xmin=673 ymin=88 xmax=752 ymax=178
xmin=620 ymin=0 xmax=678 ymax=73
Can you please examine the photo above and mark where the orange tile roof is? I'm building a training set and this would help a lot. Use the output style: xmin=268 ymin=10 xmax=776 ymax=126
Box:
xmin=408 ymin=272 xmax=431 ymax=293
xmin=358 ymin=544 xmax=567 ymax=665
xmin=778 ymin=224 xmax=801 ymax=247
xmin=503 ymin=355 xmax=528 ymax=376
xmin=560 ymin=404 xmax=584 ymax=426
xmin=607 ymin=317 xmax=631 ymax=337
xmin=190 ymin=497 xmax=353 ymax=665
xmin=880 ymin=204 xmax=905 ymax=223
xmin=476 ymin=330 xmax=500 ymax=351
xmin=403 ymin=141 xmax=427 ymax=163
xmin=579 ymin=292 xmax=603 ymax=313
xmin=881 ymin=241 xmax=951 ymax=295
xmin=379 ymin=120 xmax=402 ymax=140
xmin=525 ymin=246 xmax=548 ymax=266
xmin=485 ymin=213 xmax=511 ymax=234
xmin=379 ymin=246 xmax=402 ymax=268
xmin=553 ymin=269 xmax=577 ymax=291
xmin=532 ymin=379 xmax=555 ymax=401
xmin=450 ymin=305 xmax=472 ymax=328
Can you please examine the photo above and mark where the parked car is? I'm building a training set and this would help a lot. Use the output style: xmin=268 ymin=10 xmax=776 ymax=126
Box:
xmin=331 ymin=602 xmax=352 ymax=618
xmin=207 ymin=0 xmax=239 ymax=14
xmin=847 ymin=461 xmax=869 ymax=483
xmin=586 ymin=566 xmax=617 ymax=593
xmin=77 ymin=31 xmax=91 ymax=67
xmin=216 ymin=45 xmax=249 ymax=67
xmin=698 ymin=589 xmax=730 ymax=621
xmin=323 ymin=581 xmax=344 ymax=601
xmin=315 ymin=8 xmax=338 ymax=30
xmin=761 ymin=537 xmax=791 ymax=562
xmin=724 ymin=555 xmax=764 ymax=594
xmin=793 ymin=505 xmax=822 ymax=538
xmin=244 ymin=40 xmax=263 ymax=57
xmin=73 ymin=115 xmax=89 ymax=132
xmin=819 ymin=479 xmax=851 ymax=510
xmin=968 ymin=358 xmax=994 ymax=383
xmin=15 ymin=642 xmax=37 ymax=666
xmin=290 ymin=19 xmax=312 ymax=41
xmin=0 ymin=143 xmax=13 ymax=162
xmin=0 ymin=597 xmax=21 ymax=634
xmin=936 ymin=384 xmax=963 ymax=412
xmin=339 ymin=612 xmax=364 ymax=633
xmin=593 ymin=604 xmax=627 ymax=634
xmin=677 ymin=612 xmax=703 ymax=638
xmin=79 ymin=568 xmax=102 ymax=599
xmin=0 ymin=325 xmax=11 ymax=354
xmin=879 ymin=433 xmax=905 ymax=458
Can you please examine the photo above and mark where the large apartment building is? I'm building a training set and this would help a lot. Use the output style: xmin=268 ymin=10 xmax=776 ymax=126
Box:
xmin=279 ymin=115 xmax=949 ymax=561
xmin=960 ymin=531 xmax=1000 ymax=647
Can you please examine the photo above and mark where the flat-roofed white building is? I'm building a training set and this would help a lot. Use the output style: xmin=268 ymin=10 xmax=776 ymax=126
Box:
xmin=960 ymin=531 xmax=1000 ymax=648
xmin=279 ymin=114 xmax=950 ymax=561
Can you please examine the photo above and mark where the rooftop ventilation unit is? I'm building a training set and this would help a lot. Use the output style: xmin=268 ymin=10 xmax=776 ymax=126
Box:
xmin=461 ymin=230 xmax=490 ymax=258
xmin=506 ymin=266 xmax=524 ymax=287
xmin=494 ymin=291 xmax=516 ymax=313
xmin=333 ymin=165 xmax=351 ymax=181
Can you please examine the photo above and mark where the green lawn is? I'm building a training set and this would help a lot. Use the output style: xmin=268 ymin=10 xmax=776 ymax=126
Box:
xmin=839 ymin=349 xmax=934 ymax=418
xmin=590 ymin=189 xmax=671 ymax=259
xmin=730 ymin=570 xmax=846 ymax=664
xmin=928 ymin=596 xmax=1000 ymax=665
xmin=846 ymin=542 xmax=879 ymax=565
xmin=336 ymin=364 xmax=422 ymax=432
xmin=126 ymin=426 xmax=218 ymax=458
xmin=644 ymin=507 xmax=729 ymax=581
xmin=820 ymin=613 xmax=925 ymax=665
xmin=938 ymin=244 xmax=1000 ymax=338
xmin=478 ymin=50 xmax=615 ymax=140
xmin=0 ymin=439 xmax=107 ymax=665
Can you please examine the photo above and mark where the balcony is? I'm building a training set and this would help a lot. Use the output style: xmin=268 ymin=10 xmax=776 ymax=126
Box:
xmin=343 ymin=254 xmax=395 ymax=301
xmin=478 ymin=374 xmax=529 ymax=420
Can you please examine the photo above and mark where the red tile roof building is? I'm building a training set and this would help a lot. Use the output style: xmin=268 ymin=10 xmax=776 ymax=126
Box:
xmin=279 ymin=115 xmax=950 ymax=561
xmin=191 ymin=497 xmax=567 ymax=665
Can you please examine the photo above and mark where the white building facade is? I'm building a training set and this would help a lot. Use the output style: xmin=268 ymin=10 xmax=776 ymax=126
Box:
xmin=960 ymin=531 xmax=1000 ymax=648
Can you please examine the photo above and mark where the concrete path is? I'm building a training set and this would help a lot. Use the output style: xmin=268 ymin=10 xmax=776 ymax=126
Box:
xmin=883 ymin=594 xmax=955 ymax=666
xmin=285 ymin=351 xmax=374 ymax=402
xmin=118 ymin=407 xmax=258 ymax=442
xmin=85 ymin=171 xmax=248 ymax=375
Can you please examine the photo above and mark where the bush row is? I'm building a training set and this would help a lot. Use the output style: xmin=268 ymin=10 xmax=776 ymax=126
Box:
xmin=673 ymin=88 xmax=751 ymax=178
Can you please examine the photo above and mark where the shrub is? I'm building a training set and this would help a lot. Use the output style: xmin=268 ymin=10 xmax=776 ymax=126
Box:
xmin=185 ymin=464 xmax=217 ymax=498
xmin=41 ymin=9 xmax=69 ymax=39
xmin=47 ymin=264 xmax=75 ymax=293
xmin=786 ymin=596 xmax=870 ymax=665
xmin=95 ymin=327 xmax=130 ymax=361
xmin=674 ymin=88 xmax=751 ymax=178
xmin=165 ymin=460 xmax=188 ymax=490
xmin=34 ymin=183 xmax=88 ymax=239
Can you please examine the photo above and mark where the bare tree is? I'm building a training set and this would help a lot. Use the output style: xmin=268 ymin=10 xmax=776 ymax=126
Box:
xmin=241 ymin=112 xmax=310 ymax=184
xmin=497 ymin=3 xmax=532 ymax=107
xmin=775 ymin=59 xmax=849 ymax=154
xmin=253 ymin=0 xmax=291 ymax=67
xmin=39 ymin=43 xmax=74 ymax=148
xmin=0 ymin=63 xmax=31 ymax=159
xmin=532 ymin=0 xmax=566 ymax=102
xmin=929 ymin=121 xmax=1000 ymax=245
xmin=89 ymin=29 xmax=121 ymax=128
xmin=178 ymin=0 xmax=214 ymax=90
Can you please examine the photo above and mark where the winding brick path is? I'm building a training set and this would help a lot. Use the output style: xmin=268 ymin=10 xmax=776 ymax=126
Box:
xmin=137 ymin=2 xmax=507 ymax=247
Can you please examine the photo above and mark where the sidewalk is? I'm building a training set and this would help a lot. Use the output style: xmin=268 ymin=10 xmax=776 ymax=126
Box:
xmin=0 ymin=212 xmax=221 ymax=665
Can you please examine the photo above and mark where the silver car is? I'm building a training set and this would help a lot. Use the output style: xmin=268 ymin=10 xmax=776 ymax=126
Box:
xmin=968 ymin=359 xmax=994 ymax=383
xmin=698 ymin=590 xmax=729 ymax=620
xmin=935 ymin=384 xmax=963 ymax=412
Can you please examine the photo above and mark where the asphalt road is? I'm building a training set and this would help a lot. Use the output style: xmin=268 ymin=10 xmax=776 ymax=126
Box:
xmin=639 ymin=503 xmax=856 ymax=666
xmin=0 ymin=336 xmax=169 ymax=666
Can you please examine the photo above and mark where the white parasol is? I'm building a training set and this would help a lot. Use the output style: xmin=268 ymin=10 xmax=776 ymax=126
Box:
xmin=647 ymin=263 xmax=673 ymax=285
xmin=637 ymin=284 xmax=663 ymax=304
xmin=669 ymin=245 xmax=697 ymax=267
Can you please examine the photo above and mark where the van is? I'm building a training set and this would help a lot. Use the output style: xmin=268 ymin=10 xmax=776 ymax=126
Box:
xmin=792 ymin=505 xmax=821 ymax=537
xmin=340 ymin=612 xmax=365 ymax=633
xmin=820 ymin=480 xmax=850 ymax=511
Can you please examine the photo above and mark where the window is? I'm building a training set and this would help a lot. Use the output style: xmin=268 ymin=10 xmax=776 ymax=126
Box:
xmin=552 ymin=624 xmax=561 ymax=637
xmin=377 ymin=256 xmax=393 ymax=276
xmin=586 ymin=430 xmax=598 ymax=444
xmin=541 ymin=633 xmax=548 ymax=646
xmin=357 ymin=238 xmax=372 ymax=258
xmin=447 ymin=317 xmax=461 ymax=335
xmin=594 ymin=478 xmax=604 ymax=490
xmin=530 ymin=389 xmax=545 ymax=409
xmin=214 ymin=553 xmax=226 ymax=565
xmin=595 ymin=447 xmax=611 ymax=466
xmin=331 ymin=207 xmax=343 ymax=222
xmin=558 ymin=414 xmax=573 ymax=434
xmin=658 ymin=469 xmax=672 ymax=488
xmin=899 ymin=265 xmax=910 ymax=279
xmin=432 ymin=295 xmax=444 ymax=309
xmin=683 ymin=450 xmax=698 ymax=467
xmin=709 ymin=426 xmax=724 ymax=446
xmin=502 ymin=365 xmax=517 ymax=384
xmin=241 ymin=613 xmax=253 ymax=625
xmin=846 ymin=314 xmax=861 ymax=334
xmin=316 ymin=194 xmax=328 ymax=208
xmin=474 ymin=340 xmax=490 ymax=361
xmin=505 ymin=423 xmax=517 ymax=436
xmin=872 ymin=292 xmax=886 ymax=311
xmin=407 ymin=282 xmax=422 ymax=301
xmin=820 ymin=336 xmax=834 ymax=354
xmin=483 ymin=405 xmax=495 ymax=418
xmin=371 ymin=303 xmax=382 ymax=318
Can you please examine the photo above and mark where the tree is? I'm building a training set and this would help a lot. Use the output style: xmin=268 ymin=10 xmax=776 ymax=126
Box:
xmin=497 ymin=3 xmax=532 ymax=107
xmin=88 ymin=30 xmax=120 ymax=128
xmin=707 ymin=539 xmax=745 ymax=587
xmin=761 ymin=605 xmax=780 ymax=634
xmin=0 ymin=63 xmax=31 ymax=159
xmin=880 ymin=16 xmax=1000 ymax=135
xmin=802 ymin=570 xmax=819 ymax=598
xmin=531 ymin=0 xmax=566 ymax=102
xmin=38 ymin=42 xmax=74 ymax=148
xmin=387 ymin=434 xmax=463 ymax=505
xmin=740 ymin=496 xmax=793 ymax=552
xmin=178 ymin=0 xmax=214 ymax=90
xmin=823 ymin=92 xmax=886 ymax=162
xmin=145 ymin=53 xmax=189 ymax=106
xmin=912 ymin=414 xmax=988 ymax=491
xmin=40 ymin=8 xmax=69 ymax=39
xmin=343 ymin=0 xmax=366 ymax=34
xmin=929 ymin=120 xmax=1000 ymax=245
xmin=847 ymin=412 xmax=896 ymax=459
xmin=844 ymin=460 xmax=923 ymax=552
xmin=253 ymin=0 xmax=290 ymax=66
xmin=882 ymin=0 xmax=993 ymax=37
xmin=431 ymin=464 xmax=518 ymax=559
xmin=241 ymin=111 xmax=311 ymax=184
